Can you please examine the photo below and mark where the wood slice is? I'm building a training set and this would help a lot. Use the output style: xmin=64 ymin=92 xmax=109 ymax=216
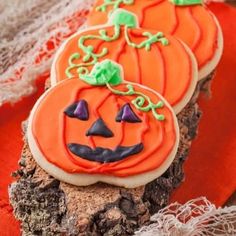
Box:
xmin=9 ymin=73 xmax=214 ymax=235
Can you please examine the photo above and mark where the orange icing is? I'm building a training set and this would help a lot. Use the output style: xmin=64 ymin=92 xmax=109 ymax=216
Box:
xmin=88 ymin=0 xmax=218 ymax=69
xmin=54 ymin=26 xmax=193 ymax=107
xmin=32 ymin=79 xmax=177 ymax=177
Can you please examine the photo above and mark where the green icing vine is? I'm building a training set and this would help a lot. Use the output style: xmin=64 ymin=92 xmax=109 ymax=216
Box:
xmin=96 ymin=0 xmax=134 ymax=12
xmin=65 ymin=10 xmax=169 ymax=78
xmin=171 ymin=0 xmax=203 ymax=6
xmin=65 ymin=24 xmax=120 ymax=78
xmin=80 ymin=59 xmax=165 ymax=121
xmin=125 ymin=31 xmax=169 ymax=51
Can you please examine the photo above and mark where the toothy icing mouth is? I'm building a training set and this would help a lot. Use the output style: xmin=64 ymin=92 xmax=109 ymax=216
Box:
xmin=67 ymin=143 xmax=144 ymax=163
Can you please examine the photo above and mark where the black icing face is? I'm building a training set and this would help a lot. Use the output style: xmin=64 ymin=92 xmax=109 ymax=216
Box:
xmin=64 ymin=101 xmax=144 ymax=163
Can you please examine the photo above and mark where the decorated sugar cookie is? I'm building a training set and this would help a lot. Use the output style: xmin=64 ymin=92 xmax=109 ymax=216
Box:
xmin=28 ymin=61 xmax=179 ymax=188
xmin=51 ymin=9 xmax=198 ymax=114
xmin=88 ymin=0 xmax=223 ymax=80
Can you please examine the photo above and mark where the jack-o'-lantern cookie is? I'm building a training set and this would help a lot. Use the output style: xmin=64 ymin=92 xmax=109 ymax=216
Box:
xmin=28 ymin=60 xmax=179 ymax=188
xmin=51 ymin=9 xmax=198 ymax=114
xmin=88 ymin=0 xmax=223 ymax=80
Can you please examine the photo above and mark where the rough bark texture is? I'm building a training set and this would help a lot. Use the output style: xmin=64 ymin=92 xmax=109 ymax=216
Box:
xmin=9 ymin=73 xmax=214 ymax=236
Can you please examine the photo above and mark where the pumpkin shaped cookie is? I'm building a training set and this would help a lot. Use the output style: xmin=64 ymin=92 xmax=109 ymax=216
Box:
xmin=51 ymin=9 xmax=198 ymax=114
xmin=88 ymin=0 xmax=223 ymax=80
xmin=28 ymin=61 xmax=179 ymax=188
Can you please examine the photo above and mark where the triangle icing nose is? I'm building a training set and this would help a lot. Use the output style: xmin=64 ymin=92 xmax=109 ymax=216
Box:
xmin=86 ymin=118 xmax=114 ymax=138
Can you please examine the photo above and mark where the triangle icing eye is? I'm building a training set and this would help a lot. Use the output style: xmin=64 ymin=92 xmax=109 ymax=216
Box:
xmin=74 ymin=100 xmax=89 ymax=120
xmin=116 ymin=103 xmax=142 ymax=123
xmin=64 ymin=100 xmax=89 ymax=120
xmin=64 ymin=102 xmax=77 ymax=117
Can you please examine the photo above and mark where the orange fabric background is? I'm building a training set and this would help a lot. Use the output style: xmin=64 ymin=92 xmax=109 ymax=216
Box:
xmin=0 ymin=3 xmax=235 ymax=235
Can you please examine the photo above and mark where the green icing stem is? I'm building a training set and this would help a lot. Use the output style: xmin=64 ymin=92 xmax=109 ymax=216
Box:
xmin=110 ymin=9 xmax=138 ymax=28
xmin=65 ymin=23 xmax=168 ymax=78
xmin=80 ymin=59 xmax=122 ymax=86
xmin=106 ymin=82 xmax=165 ymax=121
xmin=171 ymin=0 xmax=203 ymax=6
xmin=96 ymin=0 xmax=134 ymax=12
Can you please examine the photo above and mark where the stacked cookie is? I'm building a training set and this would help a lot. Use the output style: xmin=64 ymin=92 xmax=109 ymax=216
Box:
xmin=10 ymin=1 xmax=223 ymax=235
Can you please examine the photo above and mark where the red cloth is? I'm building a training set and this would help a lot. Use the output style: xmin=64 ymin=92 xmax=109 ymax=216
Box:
xmin=0 ymin=3 xmax=235 ymax=235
